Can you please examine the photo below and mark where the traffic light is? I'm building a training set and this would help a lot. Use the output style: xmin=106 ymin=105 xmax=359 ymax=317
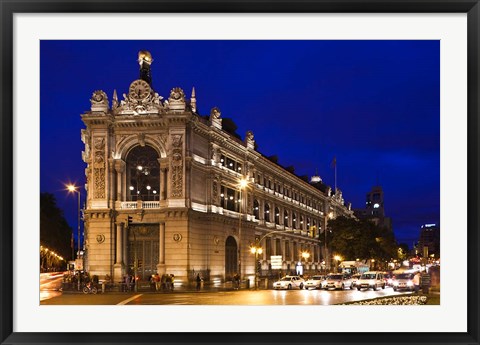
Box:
xmin=137 ymin=259 xmax=143 ymax=268
xmin=127 ymin=216 xmax=133 ymax=226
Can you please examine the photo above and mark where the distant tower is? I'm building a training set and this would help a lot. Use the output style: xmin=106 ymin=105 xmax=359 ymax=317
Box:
xmin=365 ymin=186 xmax=385 ymax=217
xmin=138 ymin=50 xmax=153 ymax=85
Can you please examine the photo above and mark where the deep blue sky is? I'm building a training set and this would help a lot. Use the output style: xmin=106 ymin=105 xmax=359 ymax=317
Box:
xmin=40 ymin=40 xmax=440 ymax=248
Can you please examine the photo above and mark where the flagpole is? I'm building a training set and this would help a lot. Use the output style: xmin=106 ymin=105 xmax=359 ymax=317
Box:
xmin=334 ymin=160 xmax=337 ymax=191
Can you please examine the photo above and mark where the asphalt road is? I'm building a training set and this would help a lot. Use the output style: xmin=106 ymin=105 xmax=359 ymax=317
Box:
xmin=40 ymin=286 xmax=413 ymax=305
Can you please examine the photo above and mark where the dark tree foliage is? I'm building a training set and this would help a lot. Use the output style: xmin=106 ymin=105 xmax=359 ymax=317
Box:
xmin=40 ymin=192 xmax=72 ymax=260
xmin=327 ymin=216 xmax=398 ymax=261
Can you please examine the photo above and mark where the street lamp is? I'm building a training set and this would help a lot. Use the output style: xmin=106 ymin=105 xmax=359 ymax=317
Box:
xmin=250 ymin=245 xmax=263 ymax=289
xmin=334 ymin=255 xmax=342 ymax=273
xmin=67 ymin=184 xmax=81 ymax=291
xmin=301 ymin=251 xmax=310 ymax=275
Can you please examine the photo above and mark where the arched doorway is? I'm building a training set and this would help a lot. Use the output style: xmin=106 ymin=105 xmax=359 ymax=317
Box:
xmin=225 ymin=236 xmax=238 ymax=280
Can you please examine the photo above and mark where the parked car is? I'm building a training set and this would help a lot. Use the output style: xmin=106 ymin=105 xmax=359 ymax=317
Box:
xmin=392 ymin=273 xmax=415 ymax=291
xmin=384 ymin=272 xmax=394 ymax=287
xmin=351 ymin=274 xmax=362 ymax=288
xmin=356 ymin=271 xmax=386 ymax=291
xmin=273 ymin=275 xmax=305 ymax=290
xmin=304 ymin=275 xmax=326 ymax=290
xmin=324 ymin=274 xmax=353 ymax=290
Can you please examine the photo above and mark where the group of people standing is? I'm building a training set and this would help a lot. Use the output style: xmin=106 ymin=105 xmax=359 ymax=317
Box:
xmin=150 ymin=273 xmax=175 ymax=292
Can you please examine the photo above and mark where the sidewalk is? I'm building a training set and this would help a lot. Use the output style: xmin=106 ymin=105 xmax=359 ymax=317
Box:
xmin=61 ymin=281 xmax=249 ymax=294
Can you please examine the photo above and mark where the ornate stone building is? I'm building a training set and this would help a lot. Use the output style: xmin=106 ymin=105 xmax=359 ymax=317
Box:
xmin=81 ymin=51 xmax=353 ymax=286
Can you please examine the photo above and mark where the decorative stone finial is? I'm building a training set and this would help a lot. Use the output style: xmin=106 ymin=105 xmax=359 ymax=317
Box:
xmin=90 ymin=90 xmax=109 ymax=112
xmin=210 ymin=107 xmax=222 ymax=129
xmin=245 ymin=130 xmax=255 ymax=149
xmin=190 ymin=87 xmax=197 ymax=113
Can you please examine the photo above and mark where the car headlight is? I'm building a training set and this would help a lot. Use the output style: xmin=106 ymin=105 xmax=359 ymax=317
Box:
xmin=407 ymin=281 xmax=413 ymax=287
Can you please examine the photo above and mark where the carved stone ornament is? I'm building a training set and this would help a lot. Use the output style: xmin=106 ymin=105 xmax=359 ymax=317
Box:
xmin=213 ymin=236 xmax=220 ymax=245
xmin=245 ymin=130 xmax=255 ymax=149
xmin=173 ymin=233 xmax=183 ymax=242
xmin=90 ymin=90 xmax=109 ymax=112
xmin=93 ymin=137 xmax=106 ymax=199
xmin=210 ymin=107 xmax=221 ymax=119
xmin=167 ymin=87 xmax=186 ymax=111
xmin=172 ymin=134 xmax=182 ymax=148
xmin=96 ymin=234 xmax=106 ymax=244
xmin=170 ymin=134 xmax=184 ymax=197
xmin=115 ymin=80 xmax=164 ymax=116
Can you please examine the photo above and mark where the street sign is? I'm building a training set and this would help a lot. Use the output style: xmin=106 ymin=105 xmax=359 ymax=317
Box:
xmin=75 ymin=259 xmax=83 ymax=271
xmin=270 ymin=255 xmax=282 ymax=269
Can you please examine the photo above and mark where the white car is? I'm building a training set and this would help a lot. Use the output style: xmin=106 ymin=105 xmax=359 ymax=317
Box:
xmin=273 ymin=276 xmax=305 ymax=290
xmin=392 ymin=273 xmax=415 ymax=291
xmin=324 ymin=274 xmax=353 ymax=290
xmin=304 ymin=275 xmax=326 ymax=290
xmin=356 ymin=271 xmax=386 ymax=291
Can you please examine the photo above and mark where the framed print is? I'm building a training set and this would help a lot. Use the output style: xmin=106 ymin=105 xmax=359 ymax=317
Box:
xmin=1 ymin=1 xmax=479 ymax=345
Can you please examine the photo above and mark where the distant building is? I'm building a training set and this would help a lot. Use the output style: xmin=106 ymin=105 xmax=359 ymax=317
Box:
xmin=353 ymin=186 xmax=392 ymax=231
xmin=417 ymin=224 xmax=440 ymax=258
xmin=80 ymin=51 xmax=354 ymax=285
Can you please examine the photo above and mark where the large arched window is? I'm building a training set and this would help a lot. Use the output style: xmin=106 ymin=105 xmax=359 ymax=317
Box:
xmin=126 ymin=145 xmax=160 ymax=201
xmin=264 ymin=203 xmax=270 ymax=222
xmin=284 ymin=210 xmax=289 ymax=227
xmin=253 ymin=199 xmax=260 ymax=219
xmin=275 ymin=207 xmax=280 ymax=225
xmin=292 ymin=212 xmax=297 ymax=229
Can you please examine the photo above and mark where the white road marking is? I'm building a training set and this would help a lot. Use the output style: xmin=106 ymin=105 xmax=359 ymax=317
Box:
xmin=117 ymin=294 xmax=143 ymax=305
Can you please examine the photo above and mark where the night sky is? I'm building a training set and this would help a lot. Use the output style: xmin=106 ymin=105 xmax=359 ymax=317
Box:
xmin=40 ymin=40 xmax=440 ymax=249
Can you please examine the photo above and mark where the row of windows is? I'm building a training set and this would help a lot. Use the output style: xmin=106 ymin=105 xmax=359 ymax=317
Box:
xmin=255 ymin=173 xmax=325 ymax=211
xmin=219 ymin=153 xmax=326 ymax=213
xmin=219 ymin=184 xmax=322 ymax=238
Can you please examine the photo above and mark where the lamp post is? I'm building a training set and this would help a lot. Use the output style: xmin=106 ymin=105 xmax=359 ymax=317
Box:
xmin=334 ymin=255 xmax=342 ymax=273
xmin=238 ymin=177 xmax=248 ymax=283
xmin=250 ymin=245 xmax=263 ymax=289
xmin=67 ymin=184 xmax=81 ymax=291
xmin=301 ymin=251 xmax=310 ymax=275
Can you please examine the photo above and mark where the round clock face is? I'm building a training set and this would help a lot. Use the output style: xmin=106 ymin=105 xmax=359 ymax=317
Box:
xmin=129 ymin=79 xmax=151 ymax=100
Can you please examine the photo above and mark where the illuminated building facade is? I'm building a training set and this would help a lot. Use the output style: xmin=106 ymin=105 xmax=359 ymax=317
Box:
xmin=81 ymin=51 xmax=353 ymax=286
xmin=417 ymin=223 xmax=440 ymax=258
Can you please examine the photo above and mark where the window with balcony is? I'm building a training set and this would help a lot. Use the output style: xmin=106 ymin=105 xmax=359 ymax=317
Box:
xmin=126 ymin=145 xmax=160 ymax=201
xmin=220 ymin=185 xmax=239 ymax=212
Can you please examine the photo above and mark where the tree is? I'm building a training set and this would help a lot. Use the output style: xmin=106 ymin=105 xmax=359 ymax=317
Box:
xmin=327 ymin=216 xmax=397 ymax=262
xmin=40 ymin=193 xmax=73 ymax=263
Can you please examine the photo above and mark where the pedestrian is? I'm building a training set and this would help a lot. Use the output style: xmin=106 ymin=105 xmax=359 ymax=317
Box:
xmin=413 ymin=272 xmax=421 ymax=293
xmin=161 ymin=274 xmax=167 ymax=291
xmin=154 ymin=274 xmax=161 ymax=292
xmin=170 ymin=274 xmax=175 ymax=291
xmin=196 ymin=273 xmax=201 ymax=291
xmin=234 ymin=273 xmax=240 ymax=290
xmin=165 ymin=274 xmax=171 ymax=291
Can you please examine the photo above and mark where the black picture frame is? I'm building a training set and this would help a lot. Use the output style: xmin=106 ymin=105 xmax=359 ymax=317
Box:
xmin=1 ymin=1 xmax=479 ymax=344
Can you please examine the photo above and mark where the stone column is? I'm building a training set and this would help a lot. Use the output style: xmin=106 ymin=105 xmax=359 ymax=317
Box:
xmin=157 ymin=222 xmax=166 ymax=274
xmin=113 ymin=222 xmax=125 ymax=281
xmin=123 ymin=224 xmax=128 ymax=269
xmin=115 ymin=159 xmax=125 ymax=201
xmin=114 ymin=160 xmax=126 ymax=201
xmin=159 ymin=158 xmax=169 ymax=201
